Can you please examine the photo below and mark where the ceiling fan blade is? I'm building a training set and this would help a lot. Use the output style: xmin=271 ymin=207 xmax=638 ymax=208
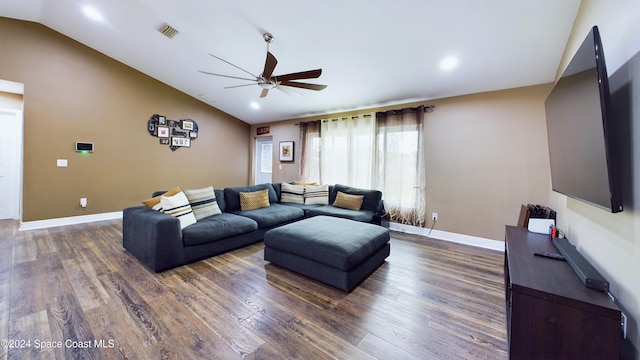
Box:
xmin=276 ymin=85 xmax=303 ymax=97
xmin=280 ymin=81 xmax=327 ymax=91
xmin=208 ymin=53 xmax=259 ymax=78
xmin=224 ymin=83 xmax=258 ymax=89
xmin=274 ymin=69 xmax=322 ymax=82
xmin=263 ymin=51 xmax=278 ymax=79
xmin=198 ymin=70 xmax=256 ymax=82
xmin=260 ymin=88 xmax=270 ymax=98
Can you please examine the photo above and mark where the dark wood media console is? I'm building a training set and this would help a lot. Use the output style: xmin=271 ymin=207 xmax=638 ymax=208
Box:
xmin=504 ymin=226 xmax=621 ymax=359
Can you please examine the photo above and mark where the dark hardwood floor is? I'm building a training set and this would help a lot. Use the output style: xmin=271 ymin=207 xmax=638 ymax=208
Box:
xmin=0 ymin=219 xmax=507 ymax=359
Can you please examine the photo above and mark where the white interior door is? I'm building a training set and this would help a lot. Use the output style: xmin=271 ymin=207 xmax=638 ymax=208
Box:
xmin=0 ymin=109 xmax=23 ymax=219
xmin=255 ymin=137 xmax=273 ymax=185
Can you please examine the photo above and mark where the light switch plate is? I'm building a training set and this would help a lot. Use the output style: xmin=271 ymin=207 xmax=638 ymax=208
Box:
xmin=57 ymin=159 xmax=68 ymax=167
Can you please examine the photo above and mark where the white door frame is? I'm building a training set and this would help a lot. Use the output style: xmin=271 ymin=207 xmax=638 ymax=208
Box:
xmin=254 ymin=136 xmax=273 ymax=185
xmin=0 ymin=79 xmax=25 ymax=221
xmin=0 ymin=107 xmax=23 ymax=220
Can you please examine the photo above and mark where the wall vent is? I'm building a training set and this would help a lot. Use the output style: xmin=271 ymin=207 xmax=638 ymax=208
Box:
xmin=158 ymin=23 xmax=179 ymax=39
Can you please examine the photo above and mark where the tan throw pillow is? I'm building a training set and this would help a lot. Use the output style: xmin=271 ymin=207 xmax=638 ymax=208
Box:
xmin=142 ymin=186 xmax=181 ymax=211
xmin=333 ymin=191 xmax=364 ymax=211
xmin=240 ymin=189 xmax=270 ymax=211
xmin=160 ymin=191 xmax=197 ymax=229
xmin=304 ymin=184 xmax=329 ymax=205
xmin=293 ymin=180 xmax=317 ymax=186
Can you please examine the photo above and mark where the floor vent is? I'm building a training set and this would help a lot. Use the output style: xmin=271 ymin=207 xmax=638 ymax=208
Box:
xmin=159 ymin=24 xmax=179 ymax=39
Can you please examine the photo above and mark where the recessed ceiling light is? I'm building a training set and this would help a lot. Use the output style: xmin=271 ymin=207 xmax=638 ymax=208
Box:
xmin=82 ymin=6 xmax=104 ymax=22
xmin=250 ymin=102 xmax=260 ymax=110
xmin=440 ymin=56 xmax=459 ymax=71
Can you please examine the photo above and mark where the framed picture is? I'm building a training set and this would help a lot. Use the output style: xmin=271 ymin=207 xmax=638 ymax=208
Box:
xmin=181 ymin=120 xmax=194 ymax=131
xmin=257 ymin=126 xmax=270 ymax=135
xmin=279 ymin=141 xmax=294 ymax=162
xmin=158 ymin=115 xmax=167 ymax=125
xmin=159 ymin=138 xmax=170 ymax=145
xmin=190 ymin=131 xmax=198 ymax=138
xmin=157 ymin=126 xmax=170 ymax=138
xmin=172 ymin=137 xmax=191 ymax=147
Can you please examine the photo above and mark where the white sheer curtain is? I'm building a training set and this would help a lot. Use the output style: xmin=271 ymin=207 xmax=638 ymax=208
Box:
xmin=374 ymin=106 xmax=426 ymax=227
xmin=320 ymin=114 xmax=375 ymax=188
xmin=299 ymin=108 xmax=427 ymax=227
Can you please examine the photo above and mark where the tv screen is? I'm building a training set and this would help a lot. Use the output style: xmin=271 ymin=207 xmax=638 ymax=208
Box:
xmin=545 ymin=26 xmax=622 ymax=213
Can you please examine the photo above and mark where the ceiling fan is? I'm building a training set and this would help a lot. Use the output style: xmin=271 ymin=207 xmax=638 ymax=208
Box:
xmin=199 ymin=32 xmax=327 ymax=98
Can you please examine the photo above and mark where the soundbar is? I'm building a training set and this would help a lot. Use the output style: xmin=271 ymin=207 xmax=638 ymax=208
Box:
xmin=552 ymin=237 xmax=609 ymax=292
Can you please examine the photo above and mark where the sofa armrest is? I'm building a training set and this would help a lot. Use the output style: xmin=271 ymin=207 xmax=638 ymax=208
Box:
xmin=122 ymin=206 xmax=185 ymax=272
xmin=373 ymin=200 xmax=390 ymax=227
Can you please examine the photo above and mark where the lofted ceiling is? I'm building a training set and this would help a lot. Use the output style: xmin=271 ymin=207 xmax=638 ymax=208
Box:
xmin=0 ymin=0 xmax=581 ymax=124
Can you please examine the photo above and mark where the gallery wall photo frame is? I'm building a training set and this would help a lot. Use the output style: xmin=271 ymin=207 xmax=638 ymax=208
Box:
xmin=157 ymin=126 xmax=170 ymax=138
xmin=279 ymin=141 xmax=294 ymax=162
xmin=181 ymin=119 xmax=194 ymax=131
xmin=148 ymin=114 xmax=199 ymax=151
xmin=172 ymin=137 xmax=191 ymax=147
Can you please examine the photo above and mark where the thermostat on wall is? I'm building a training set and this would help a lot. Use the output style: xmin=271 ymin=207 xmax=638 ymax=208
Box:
xmin=75 ymin=142 xmax=94 ymax=152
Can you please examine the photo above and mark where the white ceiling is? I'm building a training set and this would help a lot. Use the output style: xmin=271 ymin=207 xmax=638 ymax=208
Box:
xmin=0 ymin=0 xmax=581 ymax=124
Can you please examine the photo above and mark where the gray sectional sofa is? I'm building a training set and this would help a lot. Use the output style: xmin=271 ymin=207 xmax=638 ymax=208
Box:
xmin=122 ymin=183 xmax=387 ymax=272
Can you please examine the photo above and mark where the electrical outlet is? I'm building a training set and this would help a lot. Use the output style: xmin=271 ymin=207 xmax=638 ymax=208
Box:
xmin=80 ymin=198 xmax=87 ymax=208
xmin=621 ymin=312 xmax=627 ymax=339
xmin=432 ymin=212 xmax=438 ymax=221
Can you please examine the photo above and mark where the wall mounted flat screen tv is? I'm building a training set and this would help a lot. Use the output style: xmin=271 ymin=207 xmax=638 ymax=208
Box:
xmin=545 ymin=26 xmax=623 ymax=213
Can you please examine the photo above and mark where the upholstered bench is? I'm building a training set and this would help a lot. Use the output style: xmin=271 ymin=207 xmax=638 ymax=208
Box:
xmin=263 ymin=215 xmax=390 ymax=291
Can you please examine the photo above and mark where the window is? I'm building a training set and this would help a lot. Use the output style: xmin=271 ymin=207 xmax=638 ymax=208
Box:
xmin=299 ymin=106 xmax=428 ymax=227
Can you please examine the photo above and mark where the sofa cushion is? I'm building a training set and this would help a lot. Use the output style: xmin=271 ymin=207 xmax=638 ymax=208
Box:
xmin=231 ymin=203 xmax=304 ymax=229
xmin=332 ymin=191 xmax=364 ymax=211
xmin=182 ymin=213 xmax=258 ymax=246
xmin=278 ymin=203 xmax=324 ymax=212
xmin=280 ymin=182 xmax=305 ymax=204
xmin=183 ymin=186 xmax=222 ymax=220
xmin=214 ymin=189 xmax=226 ymax=212
xmin=306 ymin=206 xmax=376 ymax=223
xmin=143 ymin=186 xmax=181 ymax=210
xmin=331 ymin=184 xmax=382 ymax=212
xmin=224 ymin=184 xmax=278 ymax=211
xmin=160 ymin=191 xmax=197 ymax=229
xmin=304 ymin=184 xmax=329 ymax=205
xmin=240 ymin=189 xmax=271 ymax=211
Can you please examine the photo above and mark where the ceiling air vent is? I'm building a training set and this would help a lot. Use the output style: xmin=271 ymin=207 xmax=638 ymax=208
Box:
xmin=158 ymin=23 xmax=179 ymax=39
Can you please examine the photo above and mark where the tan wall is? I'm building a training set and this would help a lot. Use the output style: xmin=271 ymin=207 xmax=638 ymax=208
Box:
xmin=251 ymin=84 xmax=552 ymax=241
xmin=425 ymin=85 xmax=551 ymax=240
xmin=0 ymin=18 xmax=250 ymax=221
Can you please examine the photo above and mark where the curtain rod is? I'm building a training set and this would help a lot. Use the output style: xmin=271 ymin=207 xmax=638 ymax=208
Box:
xmin=294 ymin=104 xmax=435 ymax=125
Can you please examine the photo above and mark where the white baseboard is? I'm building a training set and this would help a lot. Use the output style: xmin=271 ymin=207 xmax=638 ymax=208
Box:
xmin=18 ymin=213 xmax=504 ymax=252
xmin=20 ymin=211 xmax=123 ymax=231
xmin=389 ymin=222 xmax=504 ymax=252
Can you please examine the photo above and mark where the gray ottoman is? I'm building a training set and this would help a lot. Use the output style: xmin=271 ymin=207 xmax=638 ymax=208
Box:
xmin=263 ymin=215 xmax=390 ymax=291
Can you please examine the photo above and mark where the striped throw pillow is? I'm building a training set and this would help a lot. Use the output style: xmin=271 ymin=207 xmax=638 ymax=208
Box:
xmin=240 ymin=189 xmax=271 ymax=211
xmin=280 ymin=183 xmax=304 ymax=204
xmin=304 ymin=184 xmax=329 ymax=205
xmin=142 ymin=186 xmax=181 ymax=211
xmin=332 ymin=191 xmax=364 ymax=211
xmin=160 ymin=191 xmax=197 ymax=229
xmin=183 ymin=186 xmax=222 ymax=220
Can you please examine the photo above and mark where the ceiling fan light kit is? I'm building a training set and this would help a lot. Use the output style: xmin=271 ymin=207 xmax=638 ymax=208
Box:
xmin=200 ymin=32 xmax=327 ymax=98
